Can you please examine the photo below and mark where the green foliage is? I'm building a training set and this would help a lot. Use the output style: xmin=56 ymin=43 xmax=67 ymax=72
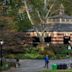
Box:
xmin=5 ymin=54 xmax=16 ymax=59
xmin=0 ymin=0 xmax=32 ymax=32
xmin=15 ymin=13 xmax=32 ymax=31
xmin=5 ymin=53 xmax=44 ymax=59
xmin=0 ymin=62 xmax=11 ymax=71
xmin=1 ymin=0 xmax=72 ymax=32
xmin=45 ymin=44 xmax=72 ymax=59
xmin=31 ymin=0 xmax=44 ymax=9
xmin=15 ymin=53 xmax=44 ymax=59
xmin=30 ymin=0 xmax=72 ymax=16
xmin=15 ymin=47 xmax=44 ymax=59
xmin=4 ymin=47 xmax=44 ymax=59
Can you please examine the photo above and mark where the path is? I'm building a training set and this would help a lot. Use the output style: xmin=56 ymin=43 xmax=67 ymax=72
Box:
xmin=2 ymin=59 xmax=72 ymax=72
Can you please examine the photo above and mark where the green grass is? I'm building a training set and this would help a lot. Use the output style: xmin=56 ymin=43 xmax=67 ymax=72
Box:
xmin=40 ymin=69 xmax=72 ymax=72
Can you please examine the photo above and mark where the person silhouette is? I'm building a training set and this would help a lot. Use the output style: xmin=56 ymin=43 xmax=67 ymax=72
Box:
xmin=16 ymin=58 xmax=20 ymax=67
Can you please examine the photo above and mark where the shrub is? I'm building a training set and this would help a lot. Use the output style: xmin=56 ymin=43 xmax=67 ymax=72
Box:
xmin=0 ymin=62 xmax=11 ymax=71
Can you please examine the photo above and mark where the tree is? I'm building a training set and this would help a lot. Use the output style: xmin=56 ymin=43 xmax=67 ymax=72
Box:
xmin=0 ymin=0 xmax=72 ymax=32
xmin=23 ymin=0 xmax=56 ymax=45
xmin=0 ymin=0 xmax=32 ymax=32
xmin=23 ymin=0 xmax=72 ymax=54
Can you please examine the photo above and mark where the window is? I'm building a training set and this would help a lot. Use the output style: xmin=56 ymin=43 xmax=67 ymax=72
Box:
xmin=44 ymin=36 xmax=51 ymax=43
xmin=32 ymin=36 xmax=40 ymax=47
xmin=63 ymin=36 xmax=70 ymax=44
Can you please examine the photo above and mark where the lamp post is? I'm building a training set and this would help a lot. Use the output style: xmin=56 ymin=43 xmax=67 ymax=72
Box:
xmin=0 ymin=40 xmax=4 ymax=66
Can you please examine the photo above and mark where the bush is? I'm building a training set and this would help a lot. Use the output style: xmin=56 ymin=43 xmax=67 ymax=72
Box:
xmin=5 ymin=54 xmax=16 ymax=59
xmin=0 ymin=62 xmax=11 ymax=71
xmin=15 ymin=53 xmax=44 ymax=59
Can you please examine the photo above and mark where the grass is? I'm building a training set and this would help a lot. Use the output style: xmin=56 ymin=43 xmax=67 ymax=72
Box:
xmin=40 ymin=69 xmax=72 ymax=72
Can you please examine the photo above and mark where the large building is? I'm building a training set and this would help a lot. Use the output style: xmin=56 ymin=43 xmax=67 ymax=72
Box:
xmin=29 ymin=4 xmax=72 ymax=44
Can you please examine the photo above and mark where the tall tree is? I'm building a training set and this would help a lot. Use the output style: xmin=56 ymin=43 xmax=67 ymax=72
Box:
xmin=23 ymin=0 xmax=72 ymax=49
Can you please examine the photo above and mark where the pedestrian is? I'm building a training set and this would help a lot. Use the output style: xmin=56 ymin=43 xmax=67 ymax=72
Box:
xmin=16 ymin=58 xmax=20 ymax=67
xmin=44 ymin=55 xmax=49 ymax=68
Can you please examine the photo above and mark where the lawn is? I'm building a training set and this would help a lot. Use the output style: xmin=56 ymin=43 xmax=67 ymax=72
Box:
xmin=40 ymin=69 xmax=72 ymax=72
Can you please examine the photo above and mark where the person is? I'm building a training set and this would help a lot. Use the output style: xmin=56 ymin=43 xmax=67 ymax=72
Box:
xmin=44 ymin=55 xmax=49 ymax=68
xmin=16 ymin=58 xmax=20 ymax=67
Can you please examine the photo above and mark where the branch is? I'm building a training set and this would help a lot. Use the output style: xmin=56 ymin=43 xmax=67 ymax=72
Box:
xmin=35 ymin=9 xmax=45 ymax=24
xmin=44 ymin=0 xmax=47 ymax=9
xmin=45 ymin=0 xmax=56 ymax=19
xmin=24 ymin=1 xmax=40 ymax=36
xmin=50 ymin=9 xmax=60 ymax=16
xmin=24 ymin=0 xmax=46 ymax=42
xmin=24 ymin=0 xmax=34 ymax=25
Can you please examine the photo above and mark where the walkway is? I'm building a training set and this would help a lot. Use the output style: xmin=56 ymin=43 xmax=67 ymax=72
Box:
xmin=2 ymin=59 xmax=72 ymax=72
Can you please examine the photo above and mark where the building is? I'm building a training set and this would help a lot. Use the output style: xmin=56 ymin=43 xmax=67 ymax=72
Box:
xmin=29 ymin=4 xmax=72 ymax=45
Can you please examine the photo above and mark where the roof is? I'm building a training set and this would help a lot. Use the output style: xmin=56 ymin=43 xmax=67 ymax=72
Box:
xmin=31 ymin=23 xmax=72 ymax=32
xmin=52 ymin=23 xmax=72 ymax=32
xmin=48 ymin=14 xmax=72 ymax=19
